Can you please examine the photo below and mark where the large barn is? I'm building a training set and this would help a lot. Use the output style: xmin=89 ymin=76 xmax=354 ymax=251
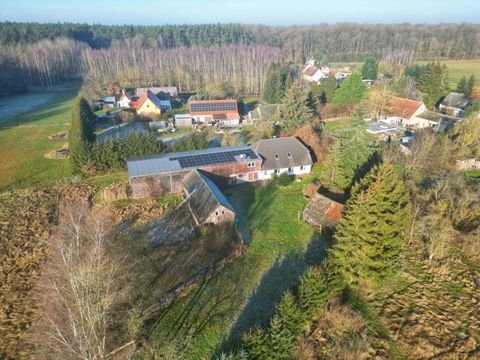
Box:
xmin=127 ymin=145 xmax=262 ymax=198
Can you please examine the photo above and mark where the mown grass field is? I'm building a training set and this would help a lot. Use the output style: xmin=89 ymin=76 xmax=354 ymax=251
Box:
xmin=0 ymin=83 xmax=80 ymax=191
xmin=416 ymin=60 xmax=480 ymax=88
xmin=146 ymin=167 xmax=329 ymax=358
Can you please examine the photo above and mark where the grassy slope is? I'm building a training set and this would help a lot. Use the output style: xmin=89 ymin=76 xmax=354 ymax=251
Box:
xmin=146 ymin=168 xmax=329 ymax=358
xmin=0 ymin=84 xmax=79 ymax=191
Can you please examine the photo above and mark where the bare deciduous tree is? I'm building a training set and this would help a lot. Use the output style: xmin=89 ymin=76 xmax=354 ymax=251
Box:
xmin=35 ymin=203 xmax=119 ymax=360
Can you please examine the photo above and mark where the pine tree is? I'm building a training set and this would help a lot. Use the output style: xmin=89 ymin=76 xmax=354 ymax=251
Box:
xmin=456 ymin=76 xmax=468 ymax=95
xmin=417 ymin=62 xmax=449 ymax=109
xmin=330 ymin=162 xmax=411 ymax=287
xmin=466 ymin=75 xmax=475 ymax=97
xmin=281 ymin=79 xmax=312 ymax=129
xmin=334 ymin=73 xmax=367 ymax=105
xmin=69 ymin=96 xmax=95 ymax=173
xmin=361 ymin=57 xmax=378 ymax=80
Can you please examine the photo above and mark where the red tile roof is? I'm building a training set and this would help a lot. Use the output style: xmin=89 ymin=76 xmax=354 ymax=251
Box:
xmin=304 ymin=66 xmax=319 ymax=77
xmin=386 ymin=97 xmax=424 ymax=120
xmin=130 ymin=90 xmax=162 ymax=111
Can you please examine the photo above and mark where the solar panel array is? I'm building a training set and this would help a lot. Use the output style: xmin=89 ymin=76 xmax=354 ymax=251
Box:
xmin=171 ymin=149 xmax=259 ymax=169
xmin=190 ymin=101 xmax=237 ymax=113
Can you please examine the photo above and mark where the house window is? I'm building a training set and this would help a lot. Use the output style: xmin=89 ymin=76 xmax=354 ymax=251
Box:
xmin=287 ymin=152 xmax=292 ymax=158
xmin=288 ymin=167 xmax=293 ymax=173
xmin=215 ymin=211 xmax=219 ymax=216
xmin=248 ymin=162 xmax=255 ymax=167
xmin=221 ymin=210 xmax=225 ymax=215
xmin=274 ymin=154 xmax=279 ymax=160
xmin=275 ymin=169 xmax=281 ymax=174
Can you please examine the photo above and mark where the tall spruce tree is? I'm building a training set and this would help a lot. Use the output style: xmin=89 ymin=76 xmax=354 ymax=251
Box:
xmin=330 ymin=162 xmax=411 ymax=287
xmin=334 ymin=73 xmax=367 ymax=105
xmin=456 ymin=76 xmax=468 ymax=95
xmin=361 ymin=57 xmax=378 ymax=80
xmin=281 ymin=79 xmax=312 ymax=129
xmin=70 ymin=96 xmax=95 ymax=173
xmin=466 ymin=75 xmax=475 ymax=96
xmin=417 ymin=62 xmax=449 ymax=109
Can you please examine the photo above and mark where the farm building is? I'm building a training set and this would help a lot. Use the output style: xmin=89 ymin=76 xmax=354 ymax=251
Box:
xmin=303 ymin=60 xmax=329 ymax=83
xmin=188 ymin=100 xmax=241 ymax=126
xmin=135 ymin=86 xmax=178 ymax=99
xmin=183 ymin=169 xmax=236 ymax=225
xmin=175 ymin=114 xmax=194 ymax=127
xmin=127 ymin=145 xmax=262 ymax=198
xmin=303 ymin=193 xmax=344 ymax=229
xmin=251 ymin=137 xmax=313 ymax=180
xmin=439 ymin=92 xmax=472 ymax=117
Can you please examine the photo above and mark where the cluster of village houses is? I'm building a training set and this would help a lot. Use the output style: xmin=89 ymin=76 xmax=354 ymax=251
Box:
xmin=96 ymin=61 xmax=478 ymax=231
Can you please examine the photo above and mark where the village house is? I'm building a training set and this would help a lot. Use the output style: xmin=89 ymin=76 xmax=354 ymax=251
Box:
xmin=251 ymin=137 xmax=313 ymax=180
xmin=130 ymin=90 xmax=166 ymax=116
xmin=439 ymin=92 xmax=472 ymax=117
xmin=183 ymin=169 xmax=236 ymax=225
xmin=381 ymin=96 xmax=437 ymax=129
xmin=188 ymin=99 xmax=241 ymax=127
xmin=303 ymin=60 xmax=330 ymax=84
xmin=127 ymin=145 xmax=262 ymax=198
xmin=127 ymin=137 xmax=314 ymax=198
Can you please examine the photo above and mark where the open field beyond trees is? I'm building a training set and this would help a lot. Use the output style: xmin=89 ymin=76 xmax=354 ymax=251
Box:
xmin=0 ymin=83 xmax=80 ymax=191
xmin=416 ymin=60 xmax=480 ymax=88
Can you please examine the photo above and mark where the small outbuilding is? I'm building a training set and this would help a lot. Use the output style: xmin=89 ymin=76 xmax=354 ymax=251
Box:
xmin=303 ymin=193 xmax=344 ymax=229
xmin=183 ymin=169 xmax=236 ymax=225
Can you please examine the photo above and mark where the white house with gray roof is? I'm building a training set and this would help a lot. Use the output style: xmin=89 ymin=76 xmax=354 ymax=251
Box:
xmin=251 ymin=137 xmax=313 ymax=180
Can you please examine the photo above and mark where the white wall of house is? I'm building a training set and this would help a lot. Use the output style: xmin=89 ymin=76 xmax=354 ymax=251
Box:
xmin=117 ymin=96 xmax=131 ymax=108
xmin=257 ymin=165 xmax=311 ymax=180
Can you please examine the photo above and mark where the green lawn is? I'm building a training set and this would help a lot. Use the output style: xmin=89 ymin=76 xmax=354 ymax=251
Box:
xmin=145 ymin=168 xmax=329 ymax=358
xmin=0 ymin=83 xmax=80 ymax=191
xmin=416 ymin=60 xmax=480 ymax=88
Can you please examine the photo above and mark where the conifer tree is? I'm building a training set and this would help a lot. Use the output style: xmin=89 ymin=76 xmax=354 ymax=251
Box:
xmin=466 ymin=75 xmax=475 ymax=97
xmin=361 ymin=57 xmax=378 ymax=80
xmin=456 ymin=76 xmax=468 ymax=95
xmin=334 ymin=73 xmax=367 ymax=105
xmin=417 ymin=62 xmax=449 ymax=109
xmin=330 ymin=162 xmax=411 ymax=287
xmin=70 ymin=96 xmax=95 ymax=173
xmin=281 ymin=79 xmax=312 ymax=129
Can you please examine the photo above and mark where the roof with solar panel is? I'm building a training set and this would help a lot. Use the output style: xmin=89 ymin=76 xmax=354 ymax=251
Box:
xmin=127 ymin=145 xmax=260 ymax=178
xmin=188 ymin=100 xmax=239 ymax=115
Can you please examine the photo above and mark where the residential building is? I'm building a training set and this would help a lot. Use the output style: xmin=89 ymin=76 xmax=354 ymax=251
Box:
xmin=127 ymin=145 xmax=262 ymax=198
xmin=130 ymin=90 xmax=164 ymax=116
xmin=439 ymin=92 xmax=472 ymax=117
xmin=303 ymin=60 xmax=330 ymax=84
xmin=251 ymin=137 xmax=313 ymax=180
xmin=381 ymin=96 xmax=431 ymax=129
xmin=188 ymin=99 xmax=241 ymax=126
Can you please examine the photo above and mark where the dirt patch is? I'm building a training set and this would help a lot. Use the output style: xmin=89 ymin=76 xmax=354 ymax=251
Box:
xmin=48 ymin=131 xmax=68 ymax=141
xmin=44 ymin=143 xmax=69 ymax=159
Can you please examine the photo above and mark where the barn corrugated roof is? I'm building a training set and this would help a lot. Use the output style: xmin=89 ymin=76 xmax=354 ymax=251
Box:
xmin=127 ymin=145 xmax=260 ymax=178
xmin=183 ymin=169 xmax=235 ymax=224
xmin=251 ymin=137 xmax=313 ymax=171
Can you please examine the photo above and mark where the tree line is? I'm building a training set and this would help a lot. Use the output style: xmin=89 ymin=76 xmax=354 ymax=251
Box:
xmin=1 ymin=22 xmax=479 ymax=61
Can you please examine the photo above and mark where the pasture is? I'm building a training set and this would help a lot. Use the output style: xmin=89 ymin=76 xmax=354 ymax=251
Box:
xmin=0 ymin=83 xmax=80 ymax=191
xmin=416 ymin=60 xmax=480 ymax=88
xmin=146 ymin=167 xmax=330 ymax=359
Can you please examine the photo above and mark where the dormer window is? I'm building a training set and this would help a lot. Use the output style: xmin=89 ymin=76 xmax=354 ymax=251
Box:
xmin=274 ymin=154 xmax=279 ymax=160
xmin=287 ymin=152 xmax=292 ymax=158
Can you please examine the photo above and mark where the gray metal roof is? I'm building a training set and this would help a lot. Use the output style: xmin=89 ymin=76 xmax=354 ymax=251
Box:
xmin=183 ymin=169 xmax=235 ymax=223
xmin=441 ymin=92 xmax=472 ymax=110
xmin=127 ymin=145 xmax=260 ymax=178
xmin=251 ymin=137 xmax=313 ymax=171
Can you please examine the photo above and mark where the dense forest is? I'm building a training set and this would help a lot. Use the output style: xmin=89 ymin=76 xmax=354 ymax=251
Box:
xmin=1 ymin=22 xmax=480 ymax=95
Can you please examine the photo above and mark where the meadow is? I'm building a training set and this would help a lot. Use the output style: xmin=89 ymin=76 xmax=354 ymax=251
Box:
xmin=416 ymin=60 xmax=480 ymax=88
xmin=0 ymin=83 xmax=79 ymax=191
xmin=145 ymin=165 xmax=332 ymax=359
